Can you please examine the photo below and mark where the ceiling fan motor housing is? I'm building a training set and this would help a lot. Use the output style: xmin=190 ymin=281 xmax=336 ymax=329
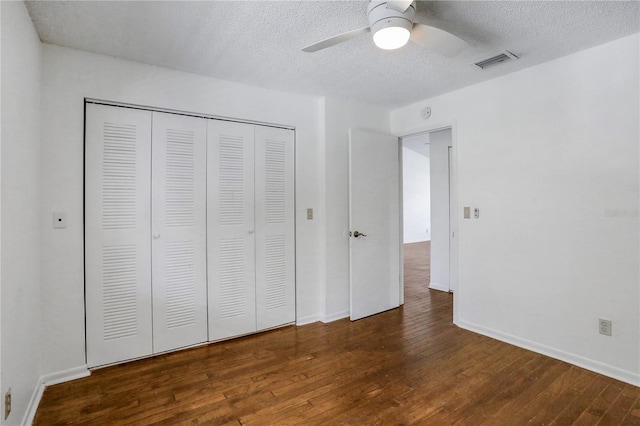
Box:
xmin=367 ymin=1 xmax=416 ymax=36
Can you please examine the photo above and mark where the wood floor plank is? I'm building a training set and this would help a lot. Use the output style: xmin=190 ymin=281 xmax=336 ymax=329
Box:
xmin=596 ymin=384 xmax=638 ymax=425
xmin=573 ymin=379 xmax=626 ymax=425
xmin=466 ymin=356 xmax=569 ymax=425
xmin=494 ymin=365 xmax=588 ymax=424
xmin=34 ymin=242 xmax=639 ymax=425
xmin=549 ymin=375 xmax=613 ymax=425
xmin=621 ymin=394 xmax=640 ymax=425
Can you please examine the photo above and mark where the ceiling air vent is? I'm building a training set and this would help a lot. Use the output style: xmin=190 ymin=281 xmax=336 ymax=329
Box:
xmin=474 ymin=51 xmax=519 ymax=70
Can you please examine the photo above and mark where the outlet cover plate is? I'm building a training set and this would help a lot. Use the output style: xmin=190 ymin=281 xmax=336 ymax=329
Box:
xmin=599 ymin=318 xmax=612 ymax=336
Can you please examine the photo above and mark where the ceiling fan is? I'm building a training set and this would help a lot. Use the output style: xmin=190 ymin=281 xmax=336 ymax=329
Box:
xmin=302 ymin=0 xmax=468 ymax=57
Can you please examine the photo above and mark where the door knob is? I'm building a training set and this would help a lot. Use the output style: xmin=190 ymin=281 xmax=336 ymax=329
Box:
xmin=152 ymin=234 xmax=160 ymax=239
xmin=352 ymin=231 xmax=367 ymax=238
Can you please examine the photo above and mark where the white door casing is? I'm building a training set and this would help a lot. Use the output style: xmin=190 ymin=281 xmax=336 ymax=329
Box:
xmin=255 ymin=126 xmax=296 ymax=330
xmin=349 ymin=129 xmax=401 ymax=321
xmin=207 ymin=120 xmax=257 ymax=340
xmin=151 ymin=112 xmax=208 ymax=353
xmin=85 ymin=104 xmax=153 ymax=367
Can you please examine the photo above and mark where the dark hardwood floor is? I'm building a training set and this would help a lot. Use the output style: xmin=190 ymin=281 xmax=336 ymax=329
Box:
xmin=35 ymin=241 xmax=640 ymax=425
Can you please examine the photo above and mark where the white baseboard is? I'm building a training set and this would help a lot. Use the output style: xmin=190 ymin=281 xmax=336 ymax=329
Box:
xmin=297 ymin=309 xmax=350 ymax=326
xmin=429 ymin=282 xmax=450 ymax=292
xmin=296 ymin=314 xmax=321 ymax=326
xmin=322 ymin=310 xmax=349 ymax=323
xmin=458 ymin=320 xmax=640 ymax=387
xmin=22 ymin=366 xmax=91 ymax=425
xmin=22 ymin=381 xmax=45 ymax=426
xmin=41 ymin=365 xmax=90 ymax=387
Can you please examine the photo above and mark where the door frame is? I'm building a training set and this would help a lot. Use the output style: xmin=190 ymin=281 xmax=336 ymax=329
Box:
xmin=397 ymin=121 xmax=459 ymax=325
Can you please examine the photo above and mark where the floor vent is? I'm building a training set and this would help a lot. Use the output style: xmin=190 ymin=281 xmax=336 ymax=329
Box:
xmin=474 ymin=51 xmax=519 ymax=69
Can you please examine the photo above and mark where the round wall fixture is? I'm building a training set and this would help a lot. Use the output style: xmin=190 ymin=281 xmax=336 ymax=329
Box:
xmin=421 ymin=106 xmax=431 ymax=119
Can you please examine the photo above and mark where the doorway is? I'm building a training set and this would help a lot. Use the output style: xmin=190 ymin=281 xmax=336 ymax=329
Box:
xmin=401 ymin=128 xmax=455 ymax=299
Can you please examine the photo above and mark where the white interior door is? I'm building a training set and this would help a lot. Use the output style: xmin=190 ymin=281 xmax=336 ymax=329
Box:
xmin=428 ymin=129 xmax=452 ymax=292
xmin=255 ymin=126 xmax=295 ymax=330
xmin=85 ymin=104 xmax=153 ymax=367
xmin=151 ymin=112 xmax=208 ymax=353
xmin=207 ymin=120 xmax=257 ymax=340
xmin=349 ymin=129 xmax=401 ymax=321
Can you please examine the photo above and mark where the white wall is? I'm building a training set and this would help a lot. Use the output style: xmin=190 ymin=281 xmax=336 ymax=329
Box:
xmin=1 ymin=2 xmax=43 ymax=424
xmin=402 ymin=146 xmax=430 ymax=243
xmin=322 ymin=97 xmax=390 ymax=321
xmin=429 ymin=129 xmax=451 ymax=292
xmin=39 ymin=44 xmax=325 ymax=377
xmin=391 ymin=34 xmax=640 ymax=385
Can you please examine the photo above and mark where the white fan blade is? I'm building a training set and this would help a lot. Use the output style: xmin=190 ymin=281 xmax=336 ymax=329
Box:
xmin=387 ymin=0 xmax=414 ymax=13
xmin=302 ymin=27 xmax=371 ymax=52
xmin=410 ymin=23 xmax=468 ymax=57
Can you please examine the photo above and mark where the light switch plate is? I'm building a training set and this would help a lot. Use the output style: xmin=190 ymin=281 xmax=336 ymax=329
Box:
xmin=464 ymin=207 xmax=470 ymax=219
xmin=53 ymin=212 xmax=67 ymax=229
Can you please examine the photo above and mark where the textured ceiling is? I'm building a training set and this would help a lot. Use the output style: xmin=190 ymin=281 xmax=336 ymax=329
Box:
xmin=26 ymin=1 xmax=640 ymax=109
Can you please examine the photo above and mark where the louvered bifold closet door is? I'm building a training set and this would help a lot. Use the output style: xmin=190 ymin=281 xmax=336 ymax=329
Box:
xmin=151 ymin=112 xmax=208 ymax=353
xmin=207 ymin=120 xmax=257 ymax=341
xmin=85 ymin=104 xmax=153 ymax=368
xmin=255 ymin=126 xmax=295 ymax=330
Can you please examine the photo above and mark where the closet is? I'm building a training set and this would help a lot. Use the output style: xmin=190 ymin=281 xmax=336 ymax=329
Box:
xmin=207 ymin=121 xmax=295 ymax=340
xmin=85 ymin=103 xmax=295 ymax=368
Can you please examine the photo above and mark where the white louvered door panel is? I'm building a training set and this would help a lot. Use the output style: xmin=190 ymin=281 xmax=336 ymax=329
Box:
xmin=255 ymin=126 xmax=296 ymax=330
xmin=151 ymin=112 xmax=208 ymax=353
xmin=85 ymin=104 xmax=153 ymax=367
xmin=207 ymin=120 xmax=257 ymax=341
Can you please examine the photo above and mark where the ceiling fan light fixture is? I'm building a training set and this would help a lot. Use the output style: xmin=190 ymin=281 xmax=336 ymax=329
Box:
xmin=373 ymin=25 xmax=411 ymax=50
xmin=371 ymin=18 xmax=412 ymax=50
xmin=302 ymin=0 xmax=468 ymax=56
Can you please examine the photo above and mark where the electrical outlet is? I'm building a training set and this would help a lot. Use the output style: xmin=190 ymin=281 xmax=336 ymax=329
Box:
xmin=306 ymin=208 xmax=313 ymax=220
xmin=4 ymin=388 xmax=11 ymax=420
xmin=599 ymin=318 xmax=612 ymax=336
